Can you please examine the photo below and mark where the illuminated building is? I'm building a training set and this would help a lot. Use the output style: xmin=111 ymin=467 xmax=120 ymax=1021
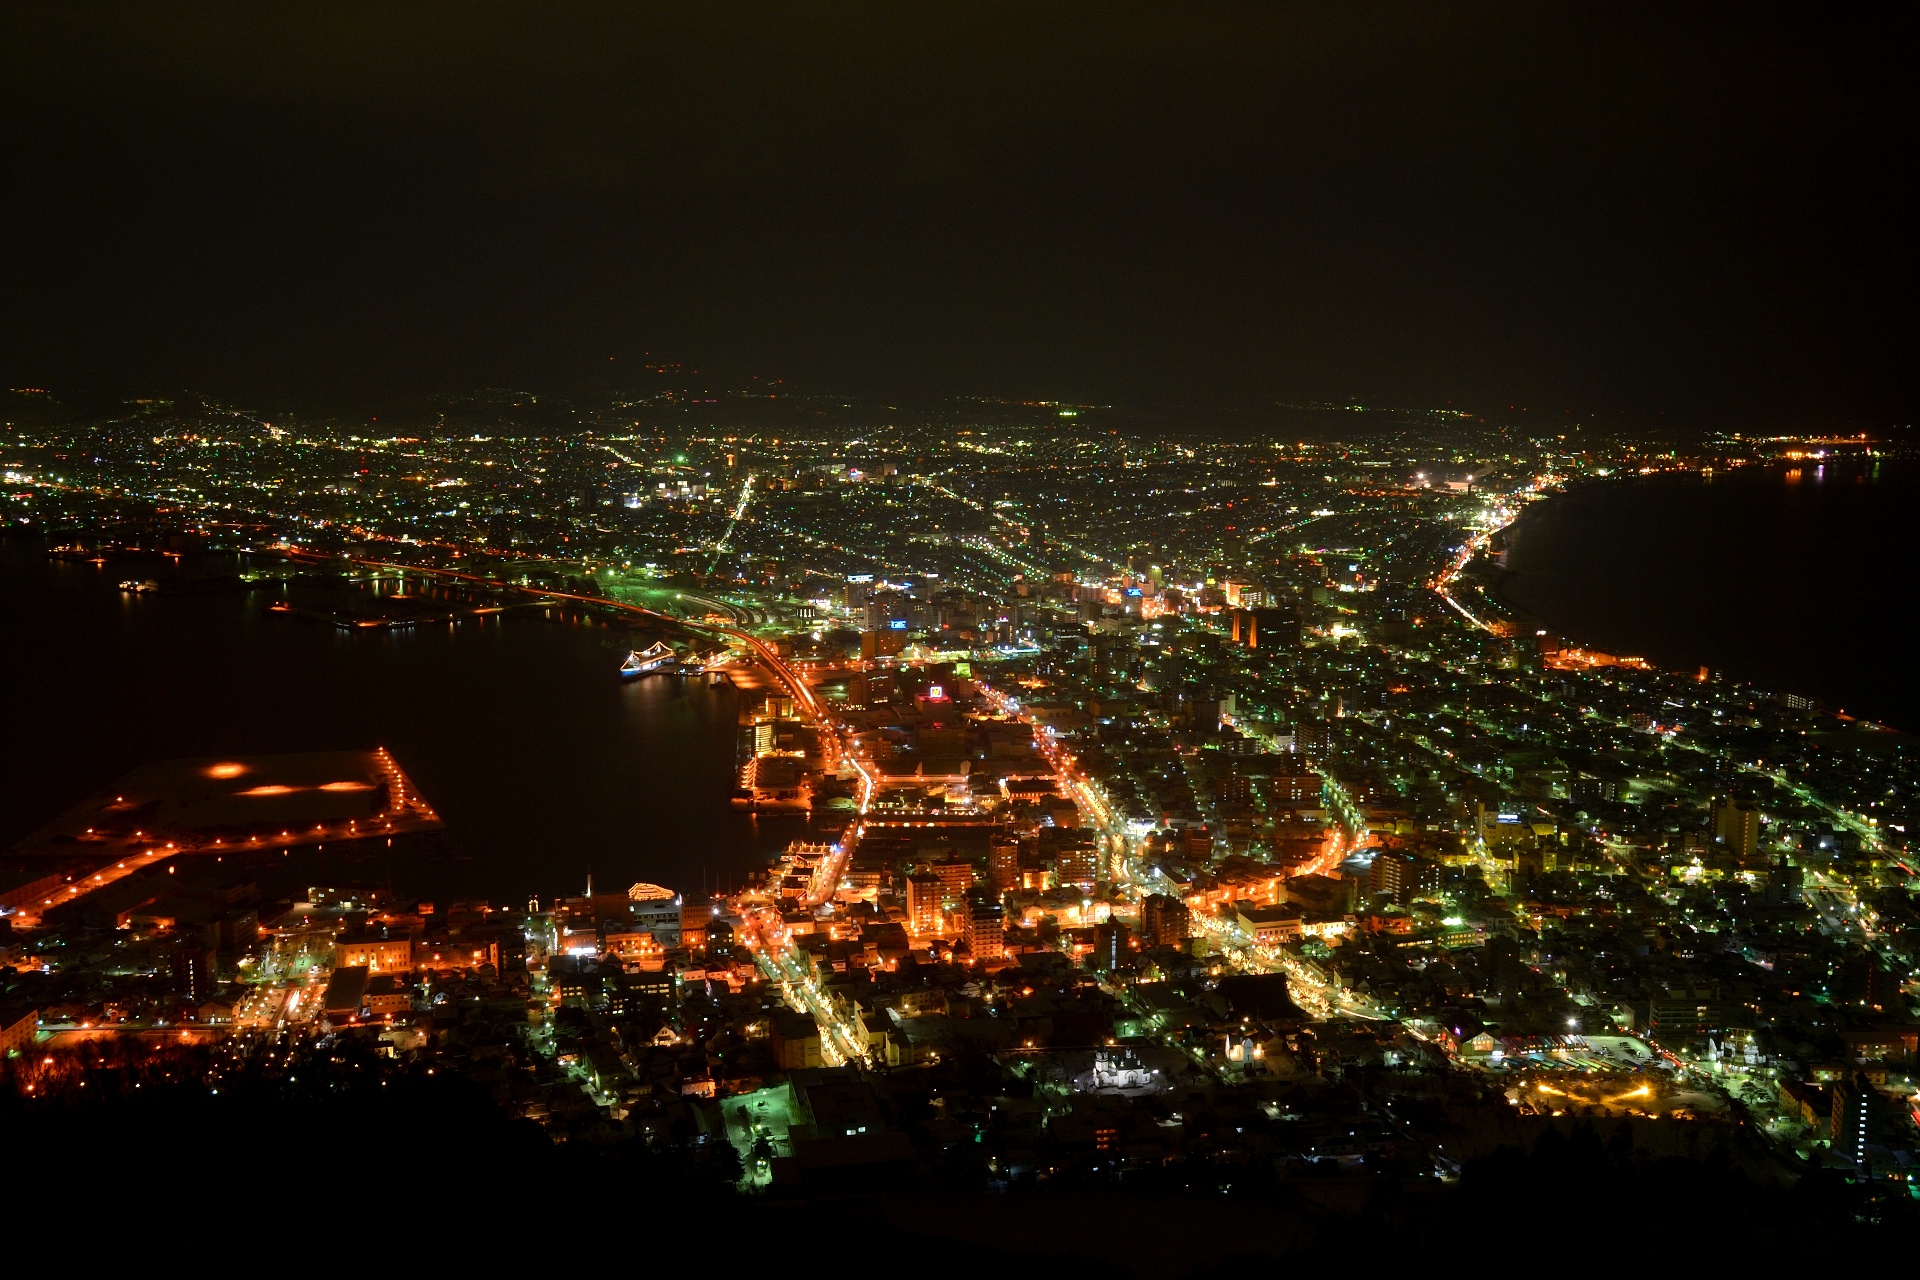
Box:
xmin=679 ymin=900 xmax=712 ymax=951
xmin=1369 ymin=850 xmax=1440 ymax=905
xmin=334 ymin=931 xmax=414 ymax=973
xmin=1054 ymin=838 xmax=1100 ymax=888
xmin=1475 ymin=802 xmax=1551 ymax=854
xmin=1234 ymin=902 xmax=1304 ymax=946
xmin=906 ymin=873 xmax=942 ymax=937
xmin=963 ymin=892 xmax=1004 ymax=960
xmin=1833 ymin=1073 xmax=1879 ymax=1167
xmin=363 ymin=974 xmax=412 ymax=1017
xmin=1141 ymin=893 xmax=1190 ymax=947
xmin=989 ymin=837 xmax=1020 ymax=892
xmin=629 ymin=893 xmax=682 ymax=942
xmin=864 ymin=589 xmax=911 ymax=633
xmin=930 ymin=858 xmax=974 ymax=898
xmin=1291 ymin=720 xmax=1331 ymax=756
xmin=1270 ymin=773 xmax=1320 ymax=804
xmin=860 ymin=627 xmax=909 ymax=661
xmin=414 ymin=939 xmax=501 ymax=973
xmin=1087 ymin=1046 xmax=1156 ymax=1091
xmin=602 ymin=928 xmax=666 ymax=967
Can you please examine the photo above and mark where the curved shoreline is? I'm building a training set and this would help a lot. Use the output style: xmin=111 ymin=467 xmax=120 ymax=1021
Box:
xmin=1490 ymin=462 xmax=1914 ymax=730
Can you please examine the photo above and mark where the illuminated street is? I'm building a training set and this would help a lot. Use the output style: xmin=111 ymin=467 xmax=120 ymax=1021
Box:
xmin=4 ymin=5 xmax=1916 ymax=1251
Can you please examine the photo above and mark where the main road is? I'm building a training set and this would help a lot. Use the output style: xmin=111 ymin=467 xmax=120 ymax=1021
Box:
xmin=286 ymin=543 xmax=903 ymax=1060
xmin=972 ymin=678 xmax=1384 ymax=1020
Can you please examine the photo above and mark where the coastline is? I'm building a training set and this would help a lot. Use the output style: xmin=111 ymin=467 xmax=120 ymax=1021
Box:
xmin=0 ymin=543 xmax=782 ymax=902
xmin=1490 ymin=462 xmax=1916 ymax=731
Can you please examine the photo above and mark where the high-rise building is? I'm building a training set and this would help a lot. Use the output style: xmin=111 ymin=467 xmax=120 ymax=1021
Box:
xmin=1839 ymin=954 xmax=1898 ymax=1012
xmin=1485 ymin=934 xmax=1526 ymax=1001
xmin=1271 ymin=773 xmax=1320 ymax=804
xmin=989 ymin=838 xmax=1020 ymax=892
xmin=702 ymin=918 xmax=736 ymax=964
xmin=1292 ymin=720 xmax=1331 ymax=756
xmin=1092 ymin=919 xmax=1131 ymax=972
xmin=1712 ymin=797 xmax=1763 ymax=860
xmin=906 ymin=874 xmax=943 ymax=938
xmin=1370 ymin=850 xmax=1440 ymax=905
xmin=1141 ymin=893 xmax=1191 ymax=947
xmin=1833 ymin=1073 xmax=1878 ymax=1167
xmin=1645 ymin=990 xmax=1724 ymax=1046
xmin=168 ymin=937 xmax=217 ymax=1004
xmin=854 ymin=668 xmax=898 ymax=705
xmin=1089 ymin=633 xmax=1130 ymax=679
xmin=1769 ymin=858 xmax=1804 ymax=905
xmin=1054 ymin=838 xmax=1100 ymax=888
xmin=679 ymin=899 xmax=712 ymax=951
xmin=865 ymin=589 xmax=912 ymax=633
xmin=861 ymin=627 xmax=909 ymax=661
xmin=930 ymin=858 xmax=974 ymax=898
xmin=964 ymin=892 xmax=1005 ymax=960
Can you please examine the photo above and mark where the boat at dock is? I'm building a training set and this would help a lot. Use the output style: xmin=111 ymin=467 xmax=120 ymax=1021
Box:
xmin=620 ymin=641 xmax=679 ymax=678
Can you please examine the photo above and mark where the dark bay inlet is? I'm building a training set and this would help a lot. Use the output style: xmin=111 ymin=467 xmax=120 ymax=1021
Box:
xmin=0 ymin=545 xmax=800 ymax=902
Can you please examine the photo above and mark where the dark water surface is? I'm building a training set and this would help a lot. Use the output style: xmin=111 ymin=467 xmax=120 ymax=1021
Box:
xmin=1502 ymin=460 xmax=1919 ymax=730
xmin=0 ymin=547 xmax=804 ymax=901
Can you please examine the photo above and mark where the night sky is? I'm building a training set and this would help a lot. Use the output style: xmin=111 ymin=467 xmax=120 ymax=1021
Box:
xmin=4 ymin=4 xmax=1913 ymax=422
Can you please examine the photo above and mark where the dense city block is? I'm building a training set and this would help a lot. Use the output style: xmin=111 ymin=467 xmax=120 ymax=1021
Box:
xmin=4 ymin=390 xmax=1916 ymax=1250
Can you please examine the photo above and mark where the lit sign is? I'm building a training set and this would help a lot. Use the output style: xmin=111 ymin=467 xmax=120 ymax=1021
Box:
xmin=888 ymin=619 xmax=909 ymax=630
xmin=926 ymin=685 xmax=946 ymax=700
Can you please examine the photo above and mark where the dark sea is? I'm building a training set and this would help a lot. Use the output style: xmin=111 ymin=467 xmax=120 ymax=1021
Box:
xmin=0 ymin=546 xmax=808 ymax=903
xmin=1500 ymin=459 xmax=1920 ymax=731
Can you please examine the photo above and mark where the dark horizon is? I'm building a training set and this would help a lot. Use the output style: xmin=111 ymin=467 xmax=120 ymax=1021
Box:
xmin=4 ymin=4 xmax=1915 ymax=430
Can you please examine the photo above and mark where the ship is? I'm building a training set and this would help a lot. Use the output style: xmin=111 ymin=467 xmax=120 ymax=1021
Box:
xmin=619 ymin=641 xmax=679 ymax=678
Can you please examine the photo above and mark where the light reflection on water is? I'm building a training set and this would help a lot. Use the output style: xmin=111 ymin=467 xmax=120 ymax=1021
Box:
xmin=1 ymin=546 xmax=813 ymax=901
